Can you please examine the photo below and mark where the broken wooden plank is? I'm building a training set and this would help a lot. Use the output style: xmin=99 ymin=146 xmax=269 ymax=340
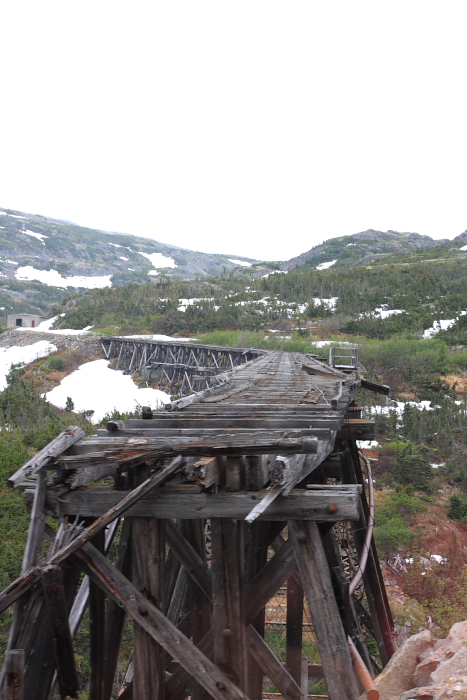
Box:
xmin=359 ymin=378 xmax=390 ymax=395
xmin=9 ymin=426 xmax=85 ymax=488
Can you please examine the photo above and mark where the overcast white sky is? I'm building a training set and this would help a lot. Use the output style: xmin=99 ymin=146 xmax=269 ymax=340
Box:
xmin=1 ymin=1 xmax=466 ymax=260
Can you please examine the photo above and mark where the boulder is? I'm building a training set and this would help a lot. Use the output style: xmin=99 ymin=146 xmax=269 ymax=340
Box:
xmin=366 ymin=630 xmax=433 ymax=700
xmin=431 ymin=648 xmax=467 ymax=684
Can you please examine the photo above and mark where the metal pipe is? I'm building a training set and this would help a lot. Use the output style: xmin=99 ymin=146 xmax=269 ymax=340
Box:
xmin=349 ymin=451 xmax=375 ymax=596
xmin=348 ymin=636 xmax=379 ymax=700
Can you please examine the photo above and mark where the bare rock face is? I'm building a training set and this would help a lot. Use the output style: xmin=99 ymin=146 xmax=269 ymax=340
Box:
xmin=366 ymin=630 xmax=433 ymax=700
xmin=370 ymin=621 xmax=467 ymax=700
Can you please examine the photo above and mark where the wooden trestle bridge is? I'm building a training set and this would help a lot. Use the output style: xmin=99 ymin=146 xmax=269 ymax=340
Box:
xmin=0 ymin=339 xmax=393 ymax=700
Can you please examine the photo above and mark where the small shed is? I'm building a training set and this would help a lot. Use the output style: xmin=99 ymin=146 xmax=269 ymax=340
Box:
xmin=7 ymin=313 xmax=46 ymax=329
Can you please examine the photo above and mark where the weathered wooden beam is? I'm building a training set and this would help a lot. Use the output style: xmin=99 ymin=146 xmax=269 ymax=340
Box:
xmin=246 ymin=625 xmax=302 ymax=700
xmin=245 ymin=521 xmax=269 ymax=700
xmin=132 ymin=518 xmax=165 ymax=700
xmin=9 ymin=426 xmax=85 ymax=488
xmin=73 ymin=542 xmax=249 ymax=700
xmin=286 ymin=573 xmax=304 ymax=686
xmin=244 ymin=538 xmax=296 ymax=623
xmin=57 ymin=432 xmax=319 ymax=464
xmin=211 ymin=519 xmax=248 ymax=690
xmin=102 ymin=519 xmax=132 ymax=700
xmin=337 ymin=420 xmax=375 ymax=441
xmin=45 ymin=486 xmax=361 ymax=522
xmin=359 ymin=378 xmax=390 ymax=395
xmin=124 ymin=418 xmax=341 ymax=429
xmin=22 ymin=471 xmax=47 ymax=571
xmin=289 ymin=520 xmax=360 ymax=700
xmin=89 ymin=528 xmax=106 ymax=700
xmin=166 ymin=520 xmax=212 ymax=600
xmin=4 ymin=650 xmax=24 ymax=700
xmin=42 ymin=565 xmax=79 ymax=700
xmin=0 ymin=456 xmax=184 ymax=615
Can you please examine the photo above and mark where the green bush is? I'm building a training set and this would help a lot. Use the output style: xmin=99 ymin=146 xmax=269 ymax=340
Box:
xmin=48 ymin=355 xmax=66 ymax=371
xmin=447 ymin=494 xmax=467 ymax=520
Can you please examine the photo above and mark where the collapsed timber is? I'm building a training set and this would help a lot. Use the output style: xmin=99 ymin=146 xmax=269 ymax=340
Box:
xmin=2 ymin=344 xmax=392 ymax=700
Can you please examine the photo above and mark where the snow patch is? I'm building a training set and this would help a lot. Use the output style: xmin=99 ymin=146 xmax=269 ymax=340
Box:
xmin=24 ymin=230 xmax=48 ymax=244
xmin=357 ymin=440 xmax=380 ymax=449
xmin=228 ymin=259 xmax=252 ymax=267
xmin=5 ymin=260 xmax=18 ymax=265
xmin=460 ymin=245 xmax=467 ymax=251
xmin=373 ymin=306 xmax=405 ymax=320
xmin=44 ymin=359 xmax=171 ymax=422
xmin=16 ymin=266 xmax=112 ymax=289
xmin=16 ymin=315 xmax=94 ymax=335
xmin=422 ymin=313 xmax=467 ymax=339
xmin=316 ymin=260 xmax=337 ymax=270
xmin=116 ymin=334 xmax=194 ymax=341
xmin=139 ymin=252 xmax=177 ymax=269
xmin=0 ymin=341 xmax=57 ymax=390
xmin=119 ymin=256 xmax=129 ymax=261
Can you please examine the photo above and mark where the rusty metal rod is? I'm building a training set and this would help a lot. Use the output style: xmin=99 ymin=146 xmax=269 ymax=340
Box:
xmin=349 ymin=451 xmax=375 ymax=595
xmin=348 ymin=637 xmax=379 ymax=700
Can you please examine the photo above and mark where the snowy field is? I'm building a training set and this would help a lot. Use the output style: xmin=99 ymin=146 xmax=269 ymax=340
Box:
xmin=0 ymin=340 xmax=57 ymax=390
xmin=45 ymin=359 xmax=170 ymax=422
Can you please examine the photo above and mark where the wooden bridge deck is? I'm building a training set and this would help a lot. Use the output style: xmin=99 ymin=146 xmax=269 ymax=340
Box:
xmin=1 ymin=343 xmax=392 ymax=700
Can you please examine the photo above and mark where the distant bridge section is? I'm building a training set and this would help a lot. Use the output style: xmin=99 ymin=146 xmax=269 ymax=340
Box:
xmin=101 ymin=336 xmax=267 ymax=397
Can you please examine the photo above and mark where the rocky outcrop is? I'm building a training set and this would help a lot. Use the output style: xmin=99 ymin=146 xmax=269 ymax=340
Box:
xmin=369 ymin=621 xmax=467 ymax=700
xmin=0 ymin=329 xmax=103 ymax=356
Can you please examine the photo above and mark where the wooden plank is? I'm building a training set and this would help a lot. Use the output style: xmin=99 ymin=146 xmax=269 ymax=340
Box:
xmin=337 ymin=420 xmax=375 ymax=441
xmin=245 ymin=522 xmax=269 ymax=700
xmin=211 ymin=519 xmax=248 ymax=690
xmin=167 ymin=567 xmax=188 ymax=625
xmin=122 ymin=418 xmax=341 ymax=429
xmin=45 ymin=486 xmax=361 ymax=522
xmin=166 ymin=520 xmax=212 ymax=600
xmin=289 ymin=520 xmax=360 ymax=700
xmin=132 ymin=518 xmax=165 ymax=700
xmin=102 ymin=520 xmax=132 ymax=700
xmin=0 ymin=456 xmax=184 ymax=616
xmin=225 ymin=457 xmax=243 ymax=492
xmin=359 ymin=378 xmax=390 ymax=395
xmin=246 ymin=625 xmax=301 ymax=700
xmin=57 ymin=432 xmax=319 ymax=463
xmin=8 ymin=426 xmax=85 ymax=487
xmin=73 ymin=541 xmax=249 ymax=700
xmin=42 ymin=565 xmax=79 ymax=699
xmin=22 ymin=470 xmax=47 ymax=571
xmin=244 ymin=538 xmax=297 ymax=623
xmin=245 ymin=455 xmax=270 ymax=491
xmin=4 ymin=650 xmax=24 ymax=700
xmin=286 ymin=574 xmax=304 ymax=685
xmin=89 ymin=528 xmax=106 ymax=700
xmin=23 ymin=559 xmax=81 ymax=700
